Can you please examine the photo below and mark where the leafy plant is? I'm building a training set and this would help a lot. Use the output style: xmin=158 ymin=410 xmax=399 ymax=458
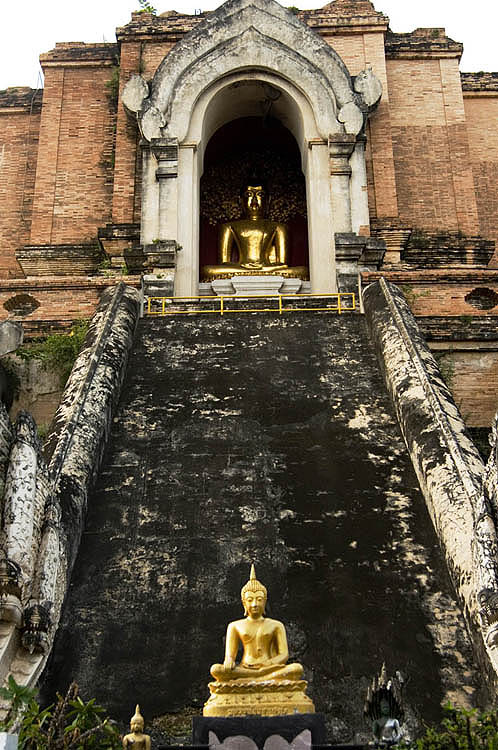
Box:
xmin=434 ymin=353 xmax=455 ymax=390
xmin=409 ymin=704 xmax=498 ymax=750
xmin=104 ymin=66 xmax=120 ymax=110
xmin=17 ymin=321 xmax=89 ymax=386
xmin=0 ymin=677 xmax=120 ymax=749
xmin=409 ymin=228 xmax=431 ymax=249
xmin=97 ymin=255 xmax=112 ymax=271
xmin=137 ymin=0 xmax=156 ymax=13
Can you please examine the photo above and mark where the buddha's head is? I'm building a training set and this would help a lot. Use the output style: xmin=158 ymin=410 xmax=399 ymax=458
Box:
xmin=241 ymin=182 xmax=267 ymax=220
xmin=241 ymin=564 xmax=267 ymax=616
xmin=130 ymin=705 xmax=144 ymax=733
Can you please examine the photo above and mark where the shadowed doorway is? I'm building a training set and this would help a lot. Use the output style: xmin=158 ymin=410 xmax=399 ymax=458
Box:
xmin=199 ymin=116 xmax=309 ymax=277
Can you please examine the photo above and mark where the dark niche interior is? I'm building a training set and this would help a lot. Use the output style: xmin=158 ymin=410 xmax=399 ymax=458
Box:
xmin=199 ymin=116 xmax=309 ymax=273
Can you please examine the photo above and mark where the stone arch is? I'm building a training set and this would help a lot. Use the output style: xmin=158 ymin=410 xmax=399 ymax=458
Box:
xmin=130 ymin=0 xmax=381 ymax=294
xmin=140 ymin=0 xmax=367 ymax=142
xmin=171 ymin=72 xmax=334 ymax=293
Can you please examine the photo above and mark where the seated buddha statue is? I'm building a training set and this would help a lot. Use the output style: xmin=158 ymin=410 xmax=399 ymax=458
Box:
xmin=204 ymin=565 xmax=314 ymax=716
xmin=210 ymin=564 xmax=303 ymax=683
xmin=201 ymin=182 xmax=308 ymax=282
xmin=122 ymin=705 xmax=151 ymax=749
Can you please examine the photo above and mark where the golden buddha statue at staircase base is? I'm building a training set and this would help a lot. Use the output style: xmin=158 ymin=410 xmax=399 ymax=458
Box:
xmin=203 ymin=565 xmax=315 ymax=717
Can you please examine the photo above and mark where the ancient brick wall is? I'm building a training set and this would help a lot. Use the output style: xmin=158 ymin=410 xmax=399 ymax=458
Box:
xmin=30 ymin=45 xmax=117 ymax=246
xmin=0 ymin=276 xmax=140 ymax=336
xmin=433 ymin=349 xmax=498 ymax=428
xmin=363 ymin=270 xmax=498 ymax=317
xmin=462 ymin=74 xmax=498 ymax=267
xmin=1 ymin=6 xmax=496 ymax=287
xmin=0 ymin=88 xmax=41 ymax=278
xmin=386 ymin=51 xmax=479 ymax=235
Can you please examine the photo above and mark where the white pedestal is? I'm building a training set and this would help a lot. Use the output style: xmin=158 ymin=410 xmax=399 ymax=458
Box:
xmin=211 ymin=279 xmax=237 ymax=296
xmin=210 ymin=276 xmax=303 ymax=296
xmin=232 ymin=276 xmax=284 ymax=296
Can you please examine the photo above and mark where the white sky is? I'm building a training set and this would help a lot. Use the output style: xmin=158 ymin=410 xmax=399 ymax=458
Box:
xmin=1 ymin=0 xmax=497 ymax=91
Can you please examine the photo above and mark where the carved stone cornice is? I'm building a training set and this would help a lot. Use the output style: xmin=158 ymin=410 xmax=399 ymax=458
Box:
xmin=151 ymin=138 xmax=179 ymax=179
xmin=329 ymin=134 xmax=356 ymax=175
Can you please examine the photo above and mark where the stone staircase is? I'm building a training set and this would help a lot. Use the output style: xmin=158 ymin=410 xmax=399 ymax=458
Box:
xmin=42 ymin=310 xmax=479 ymax=742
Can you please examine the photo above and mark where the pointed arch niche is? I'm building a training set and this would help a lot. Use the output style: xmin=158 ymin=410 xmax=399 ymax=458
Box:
xmin=134 ymin=0 xmax=380 ymax=295
xmin=200 ymin=114 xmax=309 ymax=277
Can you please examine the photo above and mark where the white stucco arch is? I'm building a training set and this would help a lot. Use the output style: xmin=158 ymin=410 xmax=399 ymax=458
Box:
xmin=171 ymin=71 xmax=333 ymax=295
xmin=133 ymin=0 xmax=381 ymax=295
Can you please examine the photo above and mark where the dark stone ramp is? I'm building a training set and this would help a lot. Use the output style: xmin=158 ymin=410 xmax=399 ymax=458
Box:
xmin=43 ymin=314 xmax=478 ymax=740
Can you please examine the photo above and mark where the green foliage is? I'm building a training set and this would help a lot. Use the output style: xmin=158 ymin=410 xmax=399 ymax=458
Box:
xmin=0 ymin=675 xmax=38 ymax=732
xmin=410 ymin=704 xmax=498 ymax=750
xmin=104 ymin=66 xmax=120 ymax=109
xmin=287 ymin=5 xmax=300 ymax=13
xmin=435 ymin=353 xmax=455 ymax=390
xmin=17 ymin=321 xmax=89 ymax=386
xmin=409 ymin=229 xmax=431 ymax=249
xmin=97 ymin=255 xmax=112 ymax=271
xmin=399 ymin=284 xmax=416 ymax=306
xmin=152 ymin=706 xmax=198 ymax=738
xmin=137 ymin=0 xmax=157 ymax=12
xmin=398 ymin=284 xmax=431 ymax=308
xmin=0 ymin=677 xmax=120 ymax=749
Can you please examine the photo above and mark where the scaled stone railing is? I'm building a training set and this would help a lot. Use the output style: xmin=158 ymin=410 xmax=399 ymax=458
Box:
xmin=475 ymin=416 xmax=498 ymax=658
xmin=0 ymin=283 xmax=140 ymax=699
xmin=363 ymin=278 xmax=498 ymax=688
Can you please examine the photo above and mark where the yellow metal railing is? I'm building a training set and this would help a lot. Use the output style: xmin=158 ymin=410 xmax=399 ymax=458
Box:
xmin=145 ymin=292 xmax=356 ymax=316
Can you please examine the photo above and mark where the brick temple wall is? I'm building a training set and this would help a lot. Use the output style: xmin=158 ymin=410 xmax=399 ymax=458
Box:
xmin=463 ymin=74 xmax=498 ymax=267
xmin=29 ymin=44 xmax=117 ymax=246
xmin=0 ymin=88 xmax=41 ymax=277
xmin=0 ymin=276 xmax=140 ymax=336
xmin=436 ymin=348 xmax=498 ymax=428
xmin=386 ymin=55 xmax=479 ymax=235
xmin=1 ymin=4 xmax=498 ymax=285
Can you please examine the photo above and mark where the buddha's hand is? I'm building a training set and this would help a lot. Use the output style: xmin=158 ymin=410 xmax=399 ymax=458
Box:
xmin=223 ymin=657 xmax=235 ymax=671
xmin=241 ymin=262 xmax=263 ymax=269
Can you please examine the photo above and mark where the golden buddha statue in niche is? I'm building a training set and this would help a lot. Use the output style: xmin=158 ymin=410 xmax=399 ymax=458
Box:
xmin=201 ymin=183 xmax=308 ymax=282
xmin=203 ymin=565 xmax=315 ymax=717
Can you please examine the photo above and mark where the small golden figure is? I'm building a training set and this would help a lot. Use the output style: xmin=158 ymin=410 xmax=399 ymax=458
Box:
xmin=204 ymin=564 xmax=314 ymax=716
xmin=122 ymin=705 xmax=151 ymax=749
xmin=201 ymin=183 xmax=308 ymax=282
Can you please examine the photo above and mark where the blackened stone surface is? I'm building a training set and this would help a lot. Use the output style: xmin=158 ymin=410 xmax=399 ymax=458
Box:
xmin=43 ymin=313 xmax=479 ymax=742
xmin=193 ymin=714 xmax=326 ymax=746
